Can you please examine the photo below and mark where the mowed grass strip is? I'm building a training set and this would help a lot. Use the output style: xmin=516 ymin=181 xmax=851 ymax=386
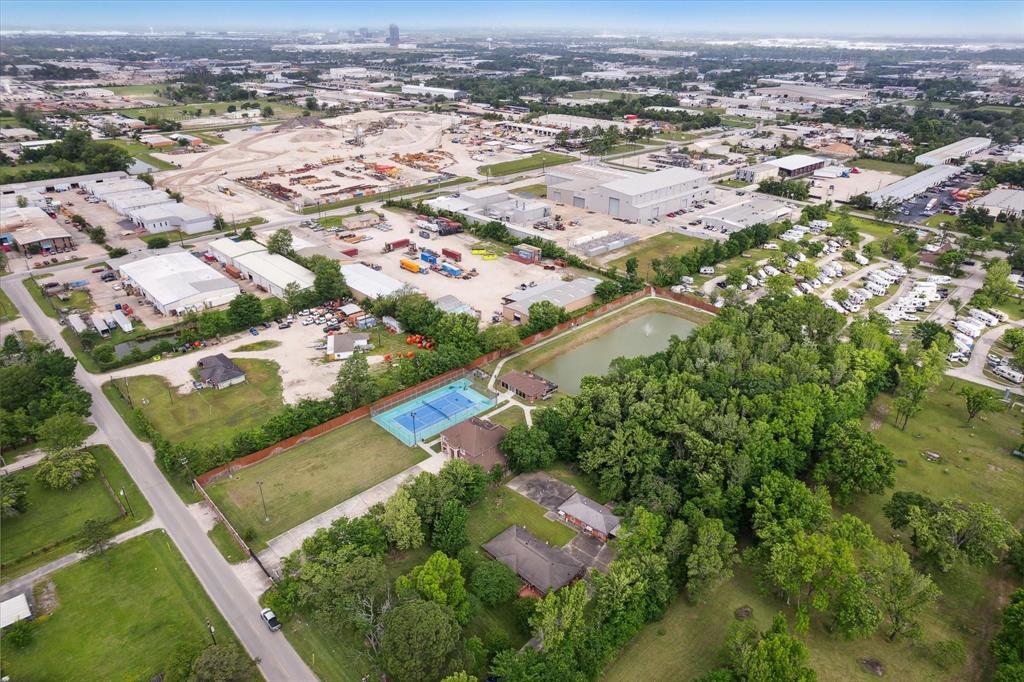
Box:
xmin=205 ymin=418 xmax=427 ymax=546
xmin=606 ymin=232 xmax=706 ymax=276
xmin=1 ymin=446 xmax=151 ymax=576
xmin=107 ymin=358 xmax=283 ymax=445
xmin=851 ymin=157 xmax=919 ymax=176
xmin=478 ymin=152 xmax=577 ymax=177
xmin=0 ymin=531 xmax=251 ymax=682
xmin=0 ymin=286 xmax=19 ymax=320
xmin=466 ymin=486 xmax=576 ymax=550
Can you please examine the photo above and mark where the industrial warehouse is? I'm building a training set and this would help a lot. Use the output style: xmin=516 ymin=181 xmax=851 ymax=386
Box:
xmin=111 ymin=248 xmax=241 ymax=315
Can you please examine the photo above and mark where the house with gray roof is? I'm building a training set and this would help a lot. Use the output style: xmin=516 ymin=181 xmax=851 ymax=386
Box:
xmin=557 ymin=492 xmax=620 ymax=542
xmin=483 ymin=525 xmax=583 ymax=595
xmin=197 ymin=354 xmax=246 ymax=389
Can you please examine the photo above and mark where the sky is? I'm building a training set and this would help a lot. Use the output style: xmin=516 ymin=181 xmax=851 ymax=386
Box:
xmin=0 ymin=1 xmax=1022 ymax=40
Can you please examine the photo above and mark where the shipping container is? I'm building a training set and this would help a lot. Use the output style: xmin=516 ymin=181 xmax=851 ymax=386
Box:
xmin=441 ymin=248 xmax=462 ymax=262
xmin=341 ymin=247 xmax=359 ymax=257
xmin=401 ymin=258 xmax=422 ymax=273
xmin=441 ymin=263 xmax=462 ymax=277
xmin=383 ymin=238 xmax=410 ymax=252
xmin=421 ymin=252 xmax=438 ymax=264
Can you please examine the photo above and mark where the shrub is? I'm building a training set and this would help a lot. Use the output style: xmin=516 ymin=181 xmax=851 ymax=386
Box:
xmin=930 ymin=639 xmax=967 ymax=671
xmin=471 ymin=560 xmax=520 ymax=607
xmin=4 ymin=619 xmax=34 ymax=649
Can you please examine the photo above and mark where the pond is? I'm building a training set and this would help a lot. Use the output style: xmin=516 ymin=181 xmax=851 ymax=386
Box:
xmin=534 ymin=312 xmax=697 ymax=394
xmin=113 ymin=336 xmax=174 ymax=360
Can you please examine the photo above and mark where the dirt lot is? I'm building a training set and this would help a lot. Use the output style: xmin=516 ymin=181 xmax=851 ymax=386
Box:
xmin=44 ymin=189 xmax=150 ymax=253
xmin=808 ymin=168 xmax=903 ymax=202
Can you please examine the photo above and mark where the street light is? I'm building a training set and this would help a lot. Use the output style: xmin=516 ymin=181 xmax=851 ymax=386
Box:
xmin=206 ymin=618 xmax=217 ymax=645
xmin=119 ymin=487 xmax=135 ymax=519
xmin=257 ymin=480 xmax=268 ymax=522
xmin=411 ymin=411 xmax=418 ymax=444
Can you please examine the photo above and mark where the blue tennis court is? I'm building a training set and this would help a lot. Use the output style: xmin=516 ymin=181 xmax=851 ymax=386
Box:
xmin=372 ymin=379 xmax=496 ymax=446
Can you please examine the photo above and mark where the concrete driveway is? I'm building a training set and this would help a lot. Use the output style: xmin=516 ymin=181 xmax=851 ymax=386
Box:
xmin=566 ymin=533 xmax=615 ymax=573
xmin=507 ymin=472 xmax=575 ymax=511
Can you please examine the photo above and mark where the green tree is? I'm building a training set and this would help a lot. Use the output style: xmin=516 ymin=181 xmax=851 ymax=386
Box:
xmin=686 ymin=513 xmax=738 ymax=603
xmin=907 ymin=498 xmax=1017 ymax=572
xmin=77 ymin=518 xmax=113 ymax=556
xmin=750 ymin=471 xmax=832 ymax=547
xmin=4 ymin=619 xmax=34 ymax=649
xmin=266 ymin=228 xmax=293 ymax=255
xmin=227 ymin=293 xmax=264 ymax=328
xmin=147 ymin=235 xmax=171 ymax=249
xmin=190 ymin=644 xmax=251 ymax=682
xmin=331 ymin=353 xmax=377 ymax=412
xmin=766 ymin=274 xmax=795 ymax=297
xmin=438 ymin=458 xmax=489 ymax=506
xmin=991 ymin=588 xmax=1024 ymax=680
xmin=432 ymin=500 xmax=470 ymax=555
xmin=746 ymin=614 xmax=817 ymax=682
xmin=911 ymin=321 xmax=950 ymax=350
xmin=395 ymin=551 xmax=471 ymax=624
xmin=239 ymin=226 xmax=256 ymax=241
xmin=380 ymin=600 xmax=463 ymax=682
xmin=1 ymin=474 xmax=29 ymax=518
xmin=35 ymin=412 xmax=92 ymax=453
xmin=595 ymin=279 xmax=621 ymax=304
xmin=958 ymin=385 xmax=999 ymax=425
xmin=470 ymin=560 xmax=519 ymax=607
xmin=982 ymin=259 xmax=1014 ymax=303
xmin=500 ymin=424 xmax=555 ymax=473
xmin=524 ymin=300 xmax=569 ymax=336
xmin=381 ymin=487 xmax=424 ymax=551
xmin=865 ymin=541 xmax=940 ymax=641
xmin=937 ymin=249 xmax=966 ymax=276
xmin=832 ymin=288 xmax=849 ymax=303
xmin=36 ymin=448 xmax=97 ymax=489
xmin=813 ymin=420 xmax=895 ymax=504
xmin=795 ymin=261 xmax=819 ymax=281
xmin=480 ymin=322 xmax=520 ymax=353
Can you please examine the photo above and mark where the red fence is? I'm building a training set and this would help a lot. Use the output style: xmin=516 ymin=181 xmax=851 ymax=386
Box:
xmin=197 ymin=287 xmax=715 ymax=486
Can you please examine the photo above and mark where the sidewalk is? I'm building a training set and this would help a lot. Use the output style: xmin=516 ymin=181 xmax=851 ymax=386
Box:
xmin=0 ymin=518 xmax=162 ymax=601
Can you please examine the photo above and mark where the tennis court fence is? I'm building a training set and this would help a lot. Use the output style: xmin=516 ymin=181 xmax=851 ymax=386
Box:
xmin=370 ymin=368 xmax=497 ymax=417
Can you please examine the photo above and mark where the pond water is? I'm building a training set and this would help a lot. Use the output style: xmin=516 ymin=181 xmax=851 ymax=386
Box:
xmin=534 ymin=312 xmax=697 ymax=394
xmin=113 ymin=336 xmax=174 ymax=359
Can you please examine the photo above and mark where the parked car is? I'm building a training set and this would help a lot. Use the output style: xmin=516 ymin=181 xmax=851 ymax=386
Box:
xmin=278 ymin=322 xmax=291 ymax=330
xmin=260 ymin=608 xmax=282 ymax=632
xmin=249 ymin=327 xmax=259 ymax=336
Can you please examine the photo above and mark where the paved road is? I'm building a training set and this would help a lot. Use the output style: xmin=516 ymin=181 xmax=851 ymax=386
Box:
xmin=0 ymin=274 xmax=316 ymax=682
xmin=948 ymin=320 xmax=1024 ymax=394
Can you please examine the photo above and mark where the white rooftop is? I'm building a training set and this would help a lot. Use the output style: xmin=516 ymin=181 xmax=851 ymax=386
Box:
xmin=118 ymin=252 xmax=238 ymax=308
xmin=235 ymin=251 xmax=316 ymax=291
xmin=599 ymin=167 xmax=706 ymax=196
xmin=0 ymin=593 xmax=31 ymax=629
xmin=130 ymin=203 xmax=211 ymax=221
xmin=341 ymin=263 xmax=411 ymax=299
xmin=766 ymin=154 xmax=823 ymax=171
xmin=208 ymin=237 xmax=267 ymax=260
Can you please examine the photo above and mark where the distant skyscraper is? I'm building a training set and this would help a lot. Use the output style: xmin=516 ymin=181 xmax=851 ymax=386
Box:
xmin=388 ymin=24 xmax=400 ymax=47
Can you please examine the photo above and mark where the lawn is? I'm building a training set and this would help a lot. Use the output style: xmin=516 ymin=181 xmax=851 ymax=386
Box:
xmin=0 ymin=161 xmax=67 ymax=181
xmin=600 ymin=143 xmax=645 ymax=156
xmin=852 ymin=158 xmax=919 ymax=177
xmin=656 ymin=131 xmax=699 ymax=142
xmin=207 ymin=522 xmax=247 ymax=564
xmin=0 ymin=285 xmax=19 ymax=321
xmin=515 ymin=183 xmax=549 ymax=197
xmin=487 ymin=403 xmax=527 ymax=429
xmin=606 ymin=232 xmax=706 ymax=277
xmin=502 ymin=298 xmax=712 ymax=375
xmin=991 ymin=297 xmax=1024 ymax=320
xmin=299 ymin=176 xmax=474 ymax=213
xmin=720 ymin=117 xmax=757 ymax=129
xmin=103 ymin=358 xmax=283 ymax=446
xmin=466 ymin=485 xmax=576 ymax=551
xmin=829 ymin=212 xmax=899 ymax=241
xmin=205 ymin=418 xmax=427 ymax=547
xmin=568 ymin=89 xmax=636 ymax=101
xmin=716 ymin=178 xmax=750 ymax=189
xmin=478 ymin=152 xmax=577 ymax=177
xmin=106 ymin=84 xmax=171 ymax=100
xmin=23 ymin=277 xmax=92 ymax=318
xmin=232 ymin=339 xmax=281 ymax=352
xmin=544 ymin=461 xmax=609 ymax=504
xmin=0 ymin=531 xmax=252 ymax=682
xmin=317 ymin=210 xmax=381 ymax=228
xmin=109 ymin=141 xmax=177 ymax=171
xmin=1 ymin=446 xmax=152 ymax=578
xmin=115 ymin=99 xmax=306 ymax=124
xmin=925 ymin=214 xmax=958 ymax=228
xmin=693 ymin=247 xmax=776 ymax=287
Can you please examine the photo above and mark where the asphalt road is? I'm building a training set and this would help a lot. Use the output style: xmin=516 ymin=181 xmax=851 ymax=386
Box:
xmin=0 ymin=273 xmax=316 ymax=682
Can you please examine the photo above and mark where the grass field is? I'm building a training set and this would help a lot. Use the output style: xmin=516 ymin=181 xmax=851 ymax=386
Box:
xmin=608 ymin=378 xmax=1022 ymax=682
xmin=115 ymin=99 xmax=306 ymax=123
xmin=720 ymin=117 xmax=757 ymax=129
xmin=1 ymin=446 xmax=152 ymax=578
xmin=600 ymin=143 xmax=645 ymax=156
xmin=693 ymin=247 xmax=776 ymax=287
xmin=23 ymin=277 xmax=91 ymax=318
xmin=232 ymin=339 xmax=281 ymax=352
xmin=992 ymin=297 xmax=1024 ymax=320
xmin=0 ymin=286 xmax=19 ymax=321
xmin=852 ymin=158 xmax=919 ymax=177
xmin=716 ymin=178 xmax=750 ymax=188
xmin=299 ymin=176 xmax=474 ymax=213
xmin=656 ymin=131 xmax=699 ymax=142
xmin=0 ymin=531 xmax=251 ymax=681
xmin=103 ymin=358 xmax=283 ymax=446
xmin=501 ymin=298 xmax=711 ymax=376
xmin=544 ymin=461 xmax=608 ymax=504
xmin=925 ymin=214 xmax=958 ymax=228
xmin=109 ymin=141 xmax=177 ymax=171
xmin=488 ymin=404 xmax=527 ymax=429
xmin=207 ymin=522 xmax=247 ymax=564
xmin=515 ymin=183 xmax=549 ymax=197
xmin=568 ymin=89 xmax=638 ymax=101
xmin=0 ymin=161 xmax=68 ymax=181
xmin=105 ymin=84 xmax=171 ymax=100
xmin=205 ymin=418 xmax=427 ymax=547
xmin=478 ymin=152 xmax=577 ymax=177
xmin=606 ymin=232 xmax=706 ymax=277
xmin=466 ymin=485 xmax=576 ymax=552
xmin=829 ymin=212 xmax=900 ymax=241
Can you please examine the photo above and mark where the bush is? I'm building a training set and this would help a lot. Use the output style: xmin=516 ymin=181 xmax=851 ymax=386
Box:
xmin=147 ymin=236 xmax=171 ymax=249
xmin=470 ymin=560 xmax=520 ymax=607
xmin=930 ymin=639 xmax=967 ymax=671
xmin=512 ymin=597 xmax=536 ymax=632
xmin=4 ymin=619 xmax=34 ymax=649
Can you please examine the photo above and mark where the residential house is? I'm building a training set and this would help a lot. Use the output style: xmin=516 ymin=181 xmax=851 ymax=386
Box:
xmin=327 ymin=332 xmax=370 ymax=360
xmin=197 ymin=354 xmax=246 ymax=389
xmin=498 ymin=370 xmax=557 ymax=401
xmin=483 ymin=525 xmax=584 ymax=596
xmin=439 ymin=417 xmax=508 ymax=472
xmin=557 ymin=492 xmax=620 ymax=542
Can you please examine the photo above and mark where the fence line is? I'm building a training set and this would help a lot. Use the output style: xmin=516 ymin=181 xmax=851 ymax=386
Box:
xmin=195 ymin=287 xmax=709 ymax=487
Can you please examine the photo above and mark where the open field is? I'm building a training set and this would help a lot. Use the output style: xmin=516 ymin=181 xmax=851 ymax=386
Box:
xmin=830 ymin=212 xmax=900 ymax=241
xmin=23 ymin=278 xmax=91 ymax=318
xmin=115 ymin=99 xmax=307 ymax=123
xmin=568 ymin=89 xmax=641 ymax=101
xmin=205 ymin=418 xmax=427 ymax=547
xmin=478 ymin=152 xmax=577 ymax=177
xmin=0 ymin=531 xmax=250 ymax=681
xmin=207 ymin=522 xmax=247 ymax=564
xmin=852 ymin=158 xmax=919 ymax=176
xmin=466 ymin=485 xmax=577 ymax=551
xmin=925 ymin=214 xmax=958 ymax=228
xmin=0 ymin=286 xmax=18 ymax=321
xmin=0 ymin=161 xmax=67 ymax=181
xmin=1 ymin=445 xmax=152 ymax=579
xmin=500 ymin=298 xmax=712 ymax=375
xmin=992 ymin=297 xmax=1024 ymax=320
xmin=104 ymin=358 xmax=283 ymax=446
xmin=655 ymin=131 xmax=700 ymax=142
xmin=488 ymin=404 xmax=527 ymax=429
xmin=605 ymin=232 xmax=706 ymax=277
xmin=515 ymin=183 xmax=549 ymax=197
xmin=105 ymin=84 xmax=171 ymax=99
xmin=110 ymin=141 xmax=178 ymax=170
xmin=232 ymin=340 xmax=281 ymax=352
xmin=716 ymin=178 xmax=749 ymax=188
xmin=298 ymin=176 xmax=474 ymax=213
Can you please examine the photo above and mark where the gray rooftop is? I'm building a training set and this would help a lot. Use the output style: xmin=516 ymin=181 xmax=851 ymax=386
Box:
xmin=483 ymin=525 xmax=583 ymax=594
xmin=557 ymin=492 xmax=620 ymax=536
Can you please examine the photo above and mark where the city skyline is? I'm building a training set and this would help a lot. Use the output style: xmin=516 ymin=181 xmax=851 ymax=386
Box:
xmin=1 ymin=1 xmax=1022 ymax=40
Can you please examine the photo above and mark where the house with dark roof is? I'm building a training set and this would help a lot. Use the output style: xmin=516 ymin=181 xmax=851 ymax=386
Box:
xmin=557 ymin=492 xmax=620 ymax=542
xmin=483 ymin=525 xmax=584 ymax=595
xmin=440 ymin=417 xmax=508 ymax=472
xmin=498 ymin=370 xmax=557 ymax=402
xmin=196 ymin=354 xmax=246 ymax=389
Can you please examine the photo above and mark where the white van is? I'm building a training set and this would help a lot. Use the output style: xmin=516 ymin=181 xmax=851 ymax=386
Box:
xmin=994 ymin=364 xmax=1024 ymax=384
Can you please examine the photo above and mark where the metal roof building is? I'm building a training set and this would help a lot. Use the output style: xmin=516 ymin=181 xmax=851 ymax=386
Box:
xmin=970 ymin=188 xmax=1024 ymax=217
xmin=235 ymin=252 xmax=315 ymax=298
xmin=341 ymin=263 xmax=411 ymax=301
xmin=503 ymin=277 xmax=601 ymax=322
xmin=867 ymin=165 xmax=962 ymax=205
xmin=207 ymin=238 xmax=267 ymax=267
xmin=116 ymin=251 xmax=240 ymax=315
xmin=915 ymin=137 xmax=991 ymax=166
xmin=128 ymin=203 xmax=215 ymax=235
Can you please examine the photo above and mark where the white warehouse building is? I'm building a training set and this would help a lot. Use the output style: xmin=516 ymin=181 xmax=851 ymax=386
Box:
xmin=107 ymin=190 xmax=176 ymax=215
xmin=128 ymin=203 xmax=215 ymax=235
xmin=114 ymin=250 xmax=240 ymax=315
xmin=207 ymin=238 xmax=267 ymax=267
xmin=234 ymin=251 xmax=315 ymax=297
xmin=400 ymin=83 xmax=467 ymax=100
xmin=546 ymin=166 xmax=711 ymax=222
xmin=915 ymin=137 xmax=992 ymax=166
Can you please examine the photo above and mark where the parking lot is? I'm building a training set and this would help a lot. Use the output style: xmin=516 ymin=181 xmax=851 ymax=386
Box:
xmin=891 ymin=172 xmax=984 ymax=224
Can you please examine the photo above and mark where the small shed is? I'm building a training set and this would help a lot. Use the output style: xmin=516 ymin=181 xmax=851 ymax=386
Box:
xmin=513 ymin=243 xmax=542 ymax=263
xmin=0 ymin=593 xmax=32 ymax=629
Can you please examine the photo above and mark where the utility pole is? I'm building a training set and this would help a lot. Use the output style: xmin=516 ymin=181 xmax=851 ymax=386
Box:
xmin=119 ymin=487 xmax=135 ymax=519
xmin=206 ymin=619 xmax=217 ymax=645
xmin=257 ymin=480 xmax=268 ymax=522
